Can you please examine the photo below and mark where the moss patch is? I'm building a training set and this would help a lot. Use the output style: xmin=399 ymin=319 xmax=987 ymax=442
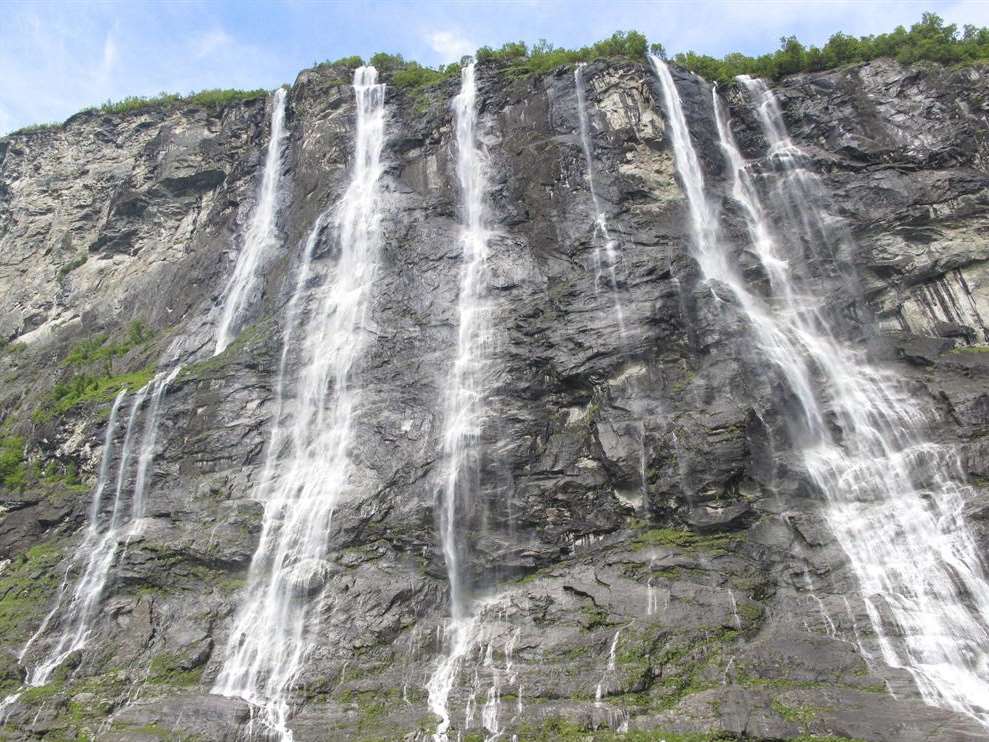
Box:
xmin=0 ymin=539 xmax=66 ymax=644
xmin=146 ymin=652 xmax=204 ymax=687
xmin=632 ymin=527 xmax=743 ymax=554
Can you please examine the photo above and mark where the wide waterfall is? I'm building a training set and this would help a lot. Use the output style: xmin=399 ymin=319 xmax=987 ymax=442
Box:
xmin=575 ymin=63 xmax=626 ymax=336
xmin=212 ymin=66 xmax=386 ymax=740
xmin=215 ymin=86 xmax=289 ymax=355
xmin=651 ymin=55 xmax=989 ymax=729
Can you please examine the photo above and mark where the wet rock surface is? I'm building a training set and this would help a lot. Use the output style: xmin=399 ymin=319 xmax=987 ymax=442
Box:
xmin=0 ymin=57 xmax=987 ymax=741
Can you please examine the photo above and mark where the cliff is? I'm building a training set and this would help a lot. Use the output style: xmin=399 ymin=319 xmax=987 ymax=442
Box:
xmin=0 ymin=55 xmax=988 ymax=741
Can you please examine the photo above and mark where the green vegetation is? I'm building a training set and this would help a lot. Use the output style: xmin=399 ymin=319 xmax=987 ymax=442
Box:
xmin=0 ymin=431 xmax=87 ymax=499
xmin=479 ymin=31 xmax=651 ymax=77
xmin=96 ymin=87 xmax=266 ymax=115
xmin=674 ymin=12 xmax=989 ymax=83
xmin=61 ymin=321 xmax=150 ymax=370
xmin=513 ymin=719 xmax=740 ymax=741
xmin=950 ymin=344 xmax=989 ymax=353
xmin=8 ymin=121 xmax=60 ymax=136
xmin=35 ymin=367 xmax=154 ymax=423
xmin=179 ymin=317 xmax=271 ymax=381
xmin=362 ymin=13 xmax=989 ymax=89
xmin=32 ymin=323 xmax=156 ymax=423
xmin=146 ymin=652 xmax=204 ymax=687
xmin=771 ymin=697 xmax=822 ymax=725
xmin=322 ymin=54 xmax=364 ymax=69
xmin=9 ymin=13 xmax=989 ymax=138
xmin=632 ymin=526 xmax=743 ymax=554
xmin=57 ymin=252 xmax=88 ymax=279
xmin=3 ymin=89 xmax=266 ymax=139
xmin=0 ymin=435 xmax=27 ymax=489
xmin=0 ymin=540 xmax=64 ymax=643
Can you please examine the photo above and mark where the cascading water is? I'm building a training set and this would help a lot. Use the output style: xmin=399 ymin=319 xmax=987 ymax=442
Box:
xmin=14 ymin=388 xmax=128 ymax=689
xmin=16 ymin=359 xmax=178 ymax=687
xmin=426 ymin=60 xmax=494 ymax=742
xmin=215 ymin=87 xmax=289 ymax=355
xmin=575 ymin=63 xmax=626 ymax=336
xmin=650 ymin=54 xmax=989 ymax=728
xmin=739 ymin=75 xmax=989 ymax=728
xmin=212 ymin=66 xmax=386 ymax=740
xmin=129 ymin=366 xmax=180 ymax=535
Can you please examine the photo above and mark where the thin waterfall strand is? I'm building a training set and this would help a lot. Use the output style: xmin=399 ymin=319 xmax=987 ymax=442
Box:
xmin=215 ymin=87 xmax=289 ymax=355
xmin=129 ymin=366 xmax=180 ymax=535
xmin=16 ymin=389 xmax=127 ymax=680
xmin=212 ymin=67 xmax=386 ymax=741
xmin=575 ymin=63 xmax=626 ymax=336
xmin=427 ymin=60 xmax=493 ymax=742
xmin=19 ymin=376 xmax=161 ymax=686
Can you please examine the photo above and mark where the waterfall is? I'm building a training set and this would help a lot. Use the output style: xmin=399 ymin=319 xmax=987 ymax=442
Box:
xmin=426 ymin=60 xmax=493 ymax=742
xmin=650 ymin=55 xmax=989 ymax=729
xmin=575 ymin=63 xmax=626 ymax=336
xmin=129 ymin=366 xmax=180 ymax=535
xmin=212 ymin=66 xmax=386 ymax=740
xmin=16 ymin=389 xmax=127 ymax=686
xmin=17 ymin=363 xmax=181 ymax=687
xmin=215 ymin=86 xmax=289 ymax=355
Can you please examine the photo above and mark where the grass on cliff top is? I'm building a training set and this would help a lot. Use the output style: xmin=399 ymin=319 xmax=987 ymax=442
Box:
xmin=6 ymin=88 xmax=267 ymax=136
xmin=317 ymin=12 xmax=989 ymax=90
xmin=95 ymin=87 xmax=267 ymax=115
xmin=323 ymin=31 xmax=658 ymax=92
xmin=673 ymin=11 xmax=989 ymax=83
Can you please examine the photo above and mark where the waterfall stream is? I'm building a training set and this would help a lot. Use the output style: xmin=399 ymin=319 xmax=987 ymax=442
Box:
xmin=426 ymin=59 xmax=494 ymax=742
xmin=215 ymin=87 xmax=289 ymax=355
xmin=575 ymin=63 xmax=626 ymax=337
xmin=212 ymin=66 xmax=386 ymax=740
xmin=17 ymin=361 xmax=179 ymax=688
xmin=651 ymin=54 xmax=989 ymax=729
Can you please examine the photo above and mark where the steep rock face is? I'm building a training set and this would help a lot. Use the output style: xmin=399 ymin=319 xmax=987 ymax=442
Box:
xmin=0 ymin=57 xmax=987 ymax=741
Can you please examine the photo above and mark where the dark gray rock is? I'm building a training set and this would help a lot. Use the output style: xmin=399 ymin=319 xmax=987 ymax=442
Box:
xmin=0 ymin=56 xmax=987 ymax=741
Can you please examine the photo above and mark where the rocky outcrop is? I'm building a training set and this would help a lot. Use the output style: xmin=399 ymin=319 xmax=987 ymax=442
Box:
xmin=0 ymin=56 xmax=987 ymax=741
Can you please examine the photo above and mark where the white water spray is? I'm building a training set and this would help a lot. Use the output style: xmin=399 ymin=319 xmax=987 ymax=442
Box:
xmin=215 ymin=87 xmax=289 ymax=355
xmin=212 ymin=66 xmax=386 ymax=740
xmin=17 ymin=363 xmax=182 ymax=689
xmin=651 ymin=55 xmax=989 ymax=728
xmin=129 ymin=366 xmax=180 ymax=535
xmin=594 ymin=629 xmax=621 ymax=703
xmin=427 ymin=60 xmax=494 ymax=742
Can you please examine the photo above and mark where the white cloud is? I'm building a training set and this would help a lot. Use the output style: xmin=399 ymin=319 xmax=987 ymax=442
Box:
xmin=426 ymin=29 xmax=474 ymax=62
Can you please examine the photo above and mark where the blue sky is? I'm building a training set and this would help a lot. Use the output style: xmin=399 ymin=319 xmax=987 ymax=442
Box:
xmin=2 ymin=0 xmax=987 ymax=134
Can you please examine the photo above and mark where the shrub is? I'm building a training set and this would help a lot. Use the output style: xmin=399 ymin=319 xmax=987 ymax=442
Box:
xmin=0 ymin=436 xmax=27 ymax=490
xmin=7 ymin=122 xmax=60 ymax=136
xmin=673 ymin=12 xmax=989 ymax=83
xmin=97 ymin=88 xmax=265 ymax=116
xmin=322 ymin=55 xmax=364 ymax=69
xmin=35 ymin=325 xmax=156 ymax=423
xmin=56 ymin=252 xmax=88 ymax=279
